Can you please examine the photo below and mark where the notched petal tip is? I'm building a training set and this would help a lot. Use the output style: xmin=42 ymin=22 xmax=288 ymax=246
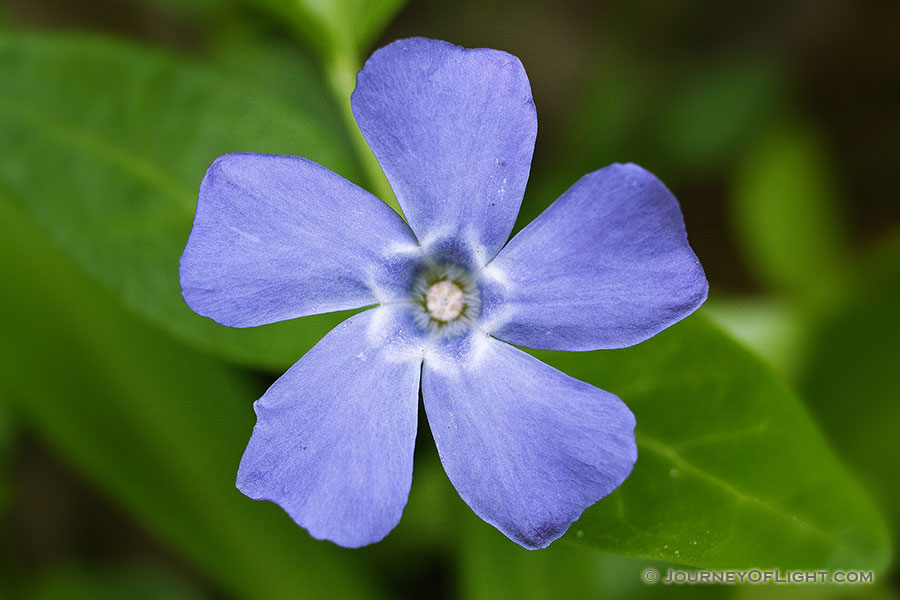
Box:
xmin=352 ymin=35 xmax=538 ymax=262
xmin=178 ymin=152 xmax=419 ymax=328
xmin=484 ymin=160 xmax=709 ymax=351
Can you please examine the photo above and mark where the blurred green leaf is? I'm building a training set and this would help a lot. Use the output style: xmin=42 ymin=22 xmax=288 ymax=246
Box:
xmin=0 ymin=34 xmax=360 ymax=371
xmin=0 ymin=194 xmax=385 ymax=600
xmin=731 ymin=125 xmax=849 ymax=303
xmin=533 ymin=315 xmax=890 ymax=571
xmin=536 ymin=52 xmax=781 ymax=200
xmin=800 ymin=234 xmax=900 ymax=546
xmin=251 ymin=0 xmax=407 ymax=62
xmin=210 ymin=33 xmax=340 ymax=118
xmin=703 ymin=295 xmax=809 ymax=380
xmin=519 ymin=55 xmax=782 ymax=239
xmin=515 ymin=49 xmax=657 ymax=233
xmin=658 ymin=58 xmax=782 ymax=174
xmin=558 ymin=49 xmax=665 ymax=179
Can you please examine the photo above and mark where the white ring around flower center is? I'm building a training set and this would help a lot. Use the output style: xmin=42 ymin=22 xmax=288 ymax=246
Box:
xmin=426 ymin=280 xmax=465 ymax=321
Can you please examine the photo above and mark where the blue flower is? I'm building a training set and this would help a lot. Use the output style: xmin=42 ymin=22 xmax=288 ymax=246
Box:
xmin=179 ymin=38 xmax=707 ymax=550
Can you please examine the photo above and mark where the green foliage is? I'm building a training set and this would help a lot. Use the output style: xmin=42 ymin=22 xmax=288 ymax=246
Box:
xmin=731 ymin=125 xmax=849 ymax=303
xmin=0 ymin=34 xmax=358 ymax=370
xmin=250 ymin=0 xmax=408 ymax=61
xmin=0 ymin=194 xmax=383 ymax=600
xmin=460 ymin=518 xmax=610 ymax=600
xmin=566 ymin=53 xmax=781 ymax=179
xmin=657 ymin=59 xmax=782 ymax=174
xmin=534 ymin=316 xmax=890 ymax=571
xmin=801 ymin=235 xmax=900 ymax=544
xmin=210 ymin=34 xmax=341 ymax=119
xmin=460 ymin=513 xmax=732 ymax=600
xmin=518 ymin=53 xmax=783 ymax=233
xmin=702 ymin=297 xmax=808 ymax=379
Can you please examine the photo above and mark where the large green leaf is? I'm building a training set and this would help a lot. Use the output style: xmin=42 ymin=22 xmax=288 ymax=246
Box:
xmin=0 ymin=34 xmax=360 ymax=370
xmin=533 ymin=316 xmax=890 ymax=571
xmin=460 ymin=525 xmax=731 ymax=600
xmin=0 ymin=194 xmax=384 ymax=600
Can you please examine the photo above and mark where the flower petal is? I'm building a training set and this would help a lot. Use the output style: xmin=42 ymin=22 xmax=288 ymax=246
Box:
xmin=180 ymin=153 xmax=420 ymax=327
xmin=352 ymin=38 xmax=537 ymax=265
xmin=422 ymin=333 xmax=637 ymax=550
xmin=236 ymin=306 xmax=424 ymax=547
xmin=481 ymin=163 xmax=708 ymax=350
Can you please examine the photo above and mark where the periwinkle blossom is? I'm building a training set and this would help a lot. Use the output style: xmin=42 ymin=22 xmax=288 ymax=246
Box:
xmin=179 ymin=38 xmax=707 ymax=550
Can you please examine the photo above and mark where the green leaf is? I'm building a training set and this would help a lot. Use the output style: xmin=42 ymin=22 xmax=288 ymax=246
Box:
xmin=460 ymin=519 xmax=613 ymax=600
xmin=518 ymin=55 xmax=782 ymax=238
xmin=460 ymin=514 xmax=732 ymax=600
xmin=731 ymin=125 xmax=849 ymax=303
xmin=0 ymin=193 xmax=385 ymax=600
xmin=702 ymin=296 xmax=809 ymax=380
xmin=657 ymin=58 xmax=782 ymax=174
xmin=532 ymin=315 xmax=890 ymax=571
xmin=800 ymin=234 xmax=900 ymax=547
xmin=0 ymin=34 xmax=360 ymax=370
xmin=210 ymin=33 xmax=342 ymax=120
xmin=252 ymin=0 xmax=407 ymax=61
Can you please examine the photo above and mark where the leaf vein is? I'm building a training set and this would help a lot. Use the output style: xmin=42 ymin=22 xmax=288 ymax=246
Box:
xmin=636 ymin=432 xmax=841 ymax=548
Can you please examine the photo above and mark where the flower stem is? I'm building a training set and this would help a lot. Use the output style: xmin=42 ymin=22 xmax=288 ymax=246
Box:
xmin=325 ymin=47 xmax=403 ymax=218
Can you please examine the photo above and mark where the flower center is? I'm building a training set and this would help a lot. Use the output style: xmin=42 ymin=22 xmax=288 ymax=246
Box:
xmin=426 ymin=280 xmax=465 ymax=321
xmin=410 ymin=263 xmax=481 ymax=338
